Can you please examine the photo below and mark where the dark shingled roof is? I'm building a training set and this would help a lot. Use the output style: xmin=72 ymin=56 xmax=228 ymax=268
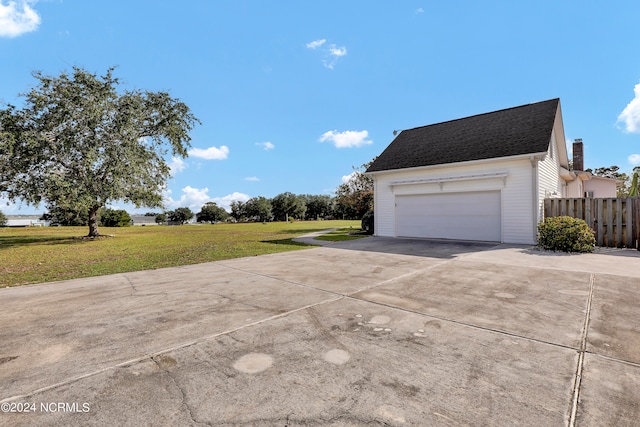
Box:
xmin=367 ymin=98 xmax=559 ymax=173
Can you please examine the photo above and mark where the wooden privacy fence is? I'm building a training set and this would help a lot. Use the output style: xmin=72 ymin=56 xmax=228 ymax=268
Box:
xmin=544 ymin=198 xmax=639 ymax=248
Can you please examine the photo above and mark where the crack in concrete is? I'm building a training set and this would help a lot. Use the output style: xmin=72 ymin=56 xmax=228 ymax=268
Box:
xmin=150 ymin=355 xmax=211 ymax=427
xmin=208 ymin=292 xmax=274 ymax=312
xmin=122 ymin=274 xmax=138 ymax=293
xmin=568 ymin=273 xmax=595 ymax=427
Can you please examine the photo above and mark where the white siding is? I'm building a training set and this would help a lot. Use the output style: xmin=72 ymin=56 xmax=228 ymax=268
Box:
xmin=373 ymin=178 xmax=395 ymax=236
xmin=371 ymin=157 xmax=536 ymax=244
xmin=565 ymin=179 xmax=584 ymax=198
xmin=538 ymin=130 xmax=563 ymax=222
xmin=500 ymin=159 xmax=536 ymax=244
xmin=585 ymin=178 xmax=617 ymax=198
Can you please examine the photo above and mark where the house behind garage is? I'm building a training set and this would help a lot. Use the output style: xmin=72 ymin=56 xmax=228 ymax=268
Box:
xmin=366 ymin=98 xmax=613 ymax=245
xmin=4 ymin=215 xmax=49 ymax=227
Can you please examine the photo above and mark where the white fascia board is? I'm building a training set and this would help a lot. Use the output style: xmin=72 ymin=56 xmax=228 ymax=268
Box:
xmin=389 ymin=170 xmax=510 ymax=188
xmin=365 ymin=151 xmax=548 ymax=177
xmin=553 ymin=102 xmax=570 ymax=168
xmin=560 ymin=167 xmax=576 ymax=182
xmin=588 ymin=175 xmax=623 ymax=184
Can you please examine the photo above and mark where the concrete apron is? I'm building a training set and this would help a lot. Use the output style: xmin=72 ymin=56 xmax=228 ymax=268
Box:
xmin=1 ymin=237 xmax=639 ymax=426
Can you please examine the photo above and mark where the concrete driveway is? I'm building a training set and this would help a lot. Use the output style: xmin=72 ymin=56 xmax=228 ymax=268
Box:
xmin=1 ymin=236 xmax=640 ymax=426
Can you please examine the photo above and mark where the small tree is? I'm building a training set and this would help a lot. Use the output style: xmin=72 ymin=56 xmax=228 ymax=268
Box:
xmin=196 ymin=202 xmax=228 ymax=223
xmin=230 ymin=200 xmax=246 ymax=222
xmin=301 ymin=194 xmax=333 ymax=220
xmin=271 ymin=192 xmax=306 ymax=221
xmin=0 ymin=210 xmax=7 ymax=226
xmin=0 ymin=66 xmax=199 ymax=237
xmin=244 ymin=196 xmax=272 ymax=222
xmin=100 ymin=208 xmax=131 ymax=227
xmin=155 ymin=213 xmax=167 ymax=224
xmin=167 ymin=207 xmax=194 ymax=224
xmin=335 ymin=159 xmax=375 ymax=219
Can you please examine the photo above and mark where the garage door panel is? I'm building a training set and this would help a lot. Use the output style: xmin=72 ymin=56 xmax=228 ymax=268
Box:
xmin=395 ymin=191 xmax=501 ymax=242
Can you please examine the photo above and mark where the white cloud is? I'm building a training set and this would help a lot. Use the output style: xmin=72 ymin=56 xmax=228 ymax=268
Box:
xmin=244 ymin=176 xmax=260 ymax=182
xmin=188 ymin=145 xmax=229 ymax=160
xmin=306 ymin=39 xmax=326 ymax=49
xmin=164 ymin=186 xmax=211 ymax=212
xmin=617 ymin=82 xmax=640 ymax=133
xmin=323 ymin=43 xmax=348 ymax=70
xmin=319 ymin=129 xmax=373 ymax=148
xmin=307 ymin=38 xmax=347 ymax=70
xmin=328 ymin=45 xmax=347 ymax=57
xmin=256 ymin=141 xmax=275 ymax=151
xmin=415 ymin=7 xmax=425 ymax=14
xmin=168 ymin=157 xmax=187 ymax=176
xmin=0 ymin=0 xmax=41 ymax=38
xmin=163 ymin=187 xmax=250 ymax=212
xmin=341 ymin=172 xmax=357 ymax=184
xmin=629 ymin=154 xmax=640 ymax=165
xmin=212 ymin=192 xmax=250 ymax=212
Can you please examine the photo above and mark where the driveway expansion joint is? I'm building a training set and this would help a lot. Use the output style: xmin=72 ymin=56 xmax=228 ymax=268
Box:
xmin=345 ymin=292 xmax=580 ymax=352
xmin=568 ymin=273 xmax=595 ymax=427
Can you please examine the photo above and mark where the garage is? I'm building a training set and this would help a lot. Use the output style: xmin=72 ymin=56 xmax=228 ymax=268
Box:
xmin=395 ymin=191 xmax=502 ymax=242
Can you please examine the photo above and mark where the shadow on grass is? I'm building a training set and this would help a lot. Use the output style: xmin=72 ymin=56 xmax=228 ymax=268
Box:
xmin=0 ymin=235 xmax=86 ymax=249
xmin=275 ymin=228 xmax=341 ymax=236
xmin=315 ymin=235 xmax=367 ymax=242
xmin=261 ymin=238 xmax=316 ymax=247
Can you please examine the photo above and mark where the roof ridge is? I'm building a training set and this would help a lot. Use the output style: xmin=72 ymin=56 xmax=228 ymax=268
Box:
xmin=402 ymin=98 xmax=559 ymax=134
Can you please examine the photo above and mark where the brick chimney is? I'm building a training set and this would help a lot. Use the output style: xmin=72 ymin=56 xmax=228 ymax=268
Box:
xmin=572 ymin=139 xmax=584 ymax=171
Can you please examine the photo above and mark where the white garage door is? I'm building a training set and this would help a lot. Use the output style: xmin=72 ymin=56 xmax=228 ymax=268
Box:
xmin=395 ymin=191 xmax=501 ymax=242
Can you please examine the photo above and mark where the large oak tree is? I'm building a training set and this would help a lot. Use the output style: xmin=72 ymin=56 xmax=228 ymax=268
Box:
xmin=0 ymin=67 xmax=199 ymax=236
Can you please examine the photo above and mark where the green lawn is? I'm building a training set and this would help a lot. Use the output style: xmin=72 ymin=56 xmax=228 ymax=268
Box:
xmin=0 ymin=221 xmax=359 ymax=287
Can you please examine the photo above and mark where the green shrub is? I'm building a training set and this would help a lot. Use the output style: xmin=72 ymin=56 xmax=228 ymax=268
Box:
xmin=0 ymin=210 xmax=7 ymax=227
xmin=537 ymin=216 xmax=595 ymax=253
xmin=100 ymin=208 xmax=132 ymax=227
xmin=361 ymin=210 xmax=374 ymax=235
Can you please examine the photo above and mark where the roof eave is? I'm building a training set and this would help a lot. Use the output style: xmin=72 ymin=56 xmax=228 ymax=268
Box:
xmin=365 ymin=151 xmax=548 ymax=176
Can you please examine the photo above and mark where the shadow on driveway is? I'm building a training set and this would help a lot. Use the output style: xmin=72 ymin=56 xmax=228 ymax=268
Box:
xmin=518 ymin=246 xmax=640 ymax=259
xmin=326 ymin=236 xmax=501 ymax=259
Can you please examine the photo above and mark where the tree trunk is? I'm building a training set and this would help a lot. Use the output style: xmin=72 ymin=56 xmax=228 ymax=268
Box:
xmin=87 ymin=206 xmax=100 ymax=237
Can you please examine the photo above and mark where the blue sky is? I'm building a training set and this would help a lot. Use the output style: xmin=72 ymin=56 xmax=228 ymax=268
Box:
xmin=1 ymin=0 xmax=639 ymax=214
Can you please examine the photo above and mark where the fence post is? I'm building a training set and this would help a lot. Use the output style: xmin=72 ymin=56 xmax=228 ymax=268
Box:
xmin=577 ymin=199 xmax=583 ymax=222
xmin=595 ymin=199 xmax=603 ymax=246
xmin=544 ymin=198 xmax=550 ymax=219
xmin=616 ymin=199 xmax=623 ymax=248
xmin=636 ymin=198 xmax=640 ymax=250
xmin=625 ymin=198 xmax=633 ymax=248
